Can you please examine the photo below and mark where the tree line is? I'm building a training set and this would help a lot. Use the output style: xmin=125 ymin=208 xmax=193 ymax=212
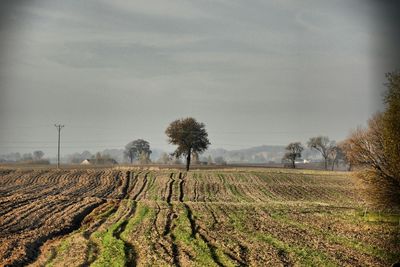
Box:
xmin=282 ymin=136 xmax=346 ymax=170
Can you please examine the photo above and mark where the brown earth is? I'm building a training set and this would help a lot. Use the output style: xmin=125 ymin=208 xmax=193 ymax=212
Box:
xmin=0 ymin=167 xmax=398 ymax=266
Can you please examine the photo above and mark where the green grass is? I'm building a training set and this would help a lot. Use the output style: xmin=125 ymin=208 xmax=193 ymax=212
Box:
xmin=227 ymin=208 xmax=337 ymax=266
xmin=43 ymin=238 xmax=72 ymax=267
xmin=255 ymin=233 xmax=336 ymax=267
xmin=270 ymin=211 xmax=399 ymax=262
xmin=91 ymin=221 xmax=127 ymax=267
xmin=173 ymin=204 xmax=235 ymax=267
xmin=96 ymin=205 xmax=118 ymax=220
xmin=91 ymin=200 xmax=137 ymax=267
xmin=358 ymin=211 xmax=400 ymax=224
xmin=120 ymin=202 xmax=150 ymax=239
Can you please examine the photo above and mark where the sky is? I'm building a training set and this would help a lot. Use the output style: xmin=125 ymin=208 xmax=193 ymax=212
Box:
xmin=0 ymin=0 xmax=399 ymax=157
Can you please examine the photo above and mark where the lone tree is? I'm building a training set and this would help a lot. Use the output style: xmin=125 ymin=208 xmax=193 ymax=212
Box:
xmin=307 ymin=136 xmax=335 ymax=170
xmin=124 ymin=139 xmax=152 ymax=164
xmin=165 ymin=117 xmax=210 ymax=171
xmin=283 ymin=142 xmax=303 ymax=168
xmin=33 ymin=150 xmax=44 ymax=161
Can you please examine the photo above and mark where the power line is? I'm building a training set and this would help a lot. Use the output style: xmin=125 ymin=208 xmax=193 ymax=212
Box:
xmin=54 ymin=124 xmax=64 ymax=168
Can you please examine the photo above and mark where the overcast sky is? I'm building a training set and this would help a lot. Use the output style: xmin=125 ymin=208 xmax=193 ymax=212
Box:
xmin=0 ymin=0 xmax=399 ymax=157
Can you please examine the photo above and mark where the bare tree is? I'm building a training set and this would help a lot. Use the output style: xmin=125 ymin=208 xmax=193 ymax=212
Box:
xmin=165 ymin=117 xmax=210 ymax=171
xmin=344 ymin=113 xmax=400 ymax=207
xmin=342 ymin=71 xmax=400 ymax=207
xmin=338 ymin=140 xmax=353 ymax=171
xmin=282 ymin=142 xmax=303 ymax=168
xmin=345 ymin=113 xmax=397 ymax=183
xmin=328 ymin=145 xmax=345 ymax=171
xmin=307 ymin=136 xmax=335 ymax=170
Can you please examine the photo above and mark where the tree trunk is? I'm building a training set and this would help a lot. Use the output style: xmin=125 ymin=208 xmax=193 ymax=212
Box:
xmin=186 ymin=148 xmax=191 ymax=171
xmin=292 ymin=159 xmax=296 ymax=169
xmin=324 ymin=157 xmax=328 ymax=170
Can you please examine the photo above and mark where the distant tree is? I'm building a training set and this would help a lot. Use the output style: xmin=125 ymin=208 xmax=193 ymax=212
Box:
xmin=207 ymin=155 xmax=213 ymax=165
xmin=139 ymin=151 xmax=151 ymax=164
xmin=22 ymin=153 xmax=33 ymax=161
xmin=69 ymin=150 xmax=93 ymax=164
xmin=254 ymin=154 xmax=266 ymax=163
xmin=95 ymin=152 xmax=102 ymax=163
xmin=328 ymin=145 xmax=345 ymax=171
xmin=172 ymin=157 xmax=183 ymax=165
xmin=33 ymin=150 xmax=44 ymax=161
xmin=214 ymin=156 xmax=227 ymax=165
xmin=124 ymin=139 xmax=152 ymax=164
xmin=338 ymin=140 xmax=352 ymax=171
xmin=165 ymin=117 xmax=210 ymax=171
xmin=282 ymin=142 xmax=303 ymax=168
xmin=88 ymin=152 xmax=116 ymax=165
xmin=307 ymin=136 xmax=335 ymax=170
xmin=157 ymin=152 xmax=170 ymax=164
xmin=192 ymin=151 xmax=200 ymax=165
xmin=81 ymin=151 xmax=92 ymax=160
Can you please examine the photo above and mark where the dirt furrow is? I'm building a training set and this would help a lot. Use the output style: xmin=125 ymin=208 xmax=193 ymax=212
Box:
xmin=166 ymin=173 xmax=175 ymax=203
xmin=162 ymin=173 xmax=181 ymax=266
xmin=119 ymin=171 xmax=130 ymax=199
xmin=178 ymin=172 xmax=185 ymax=202
xmin=1 ymin=198 xmax=105 ymax=266
xmin=132 ymin=173 xmax=149 ymax=200
xmin=183 ymin=204 xmax=232 ymax=267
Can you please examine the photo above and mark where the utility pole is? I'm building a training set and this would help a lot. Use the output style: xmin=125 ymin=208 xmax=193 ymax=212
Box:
xmin=54 ymin=124 xmax=64 ymax=168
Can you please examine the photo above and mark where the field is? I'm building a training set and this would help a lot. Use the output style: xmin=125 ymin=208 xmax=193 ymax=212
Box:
xmin=0 ymin=167 xmax=399 ymax=266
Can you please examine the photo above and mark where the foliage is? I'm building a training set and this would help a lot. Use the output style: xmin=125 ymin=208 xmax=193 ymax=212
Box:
xmin=343 ymin=71 xmax=400 ymax=208
xmin=383 ymin=71 xmax=400 ymax=182
xmin=90 ymin=152 xmax=117 ymax=165
xmin=165 ymin=117 xmax=210 ymax=171
xmin=282 ymin=142 xmax=303 ymax=168
xmin=124 ymin=139 xmax=152 ymax=164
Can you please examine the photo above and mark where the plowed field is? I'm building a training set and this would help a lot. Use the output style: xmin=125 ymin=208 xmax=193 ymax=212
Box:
xmin=0 ymin=167 xmax=399 ymax=266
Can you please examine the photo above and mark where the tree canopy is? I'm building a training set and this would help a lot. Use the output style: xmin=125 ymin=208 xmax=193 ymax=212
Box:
xmin=283 ymin=142 xmax=303 ymax=168
xmin=124 ymin=139 xmax=152 ymax=164
xmin=165 ymin=117 xmax=210 ymax=171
